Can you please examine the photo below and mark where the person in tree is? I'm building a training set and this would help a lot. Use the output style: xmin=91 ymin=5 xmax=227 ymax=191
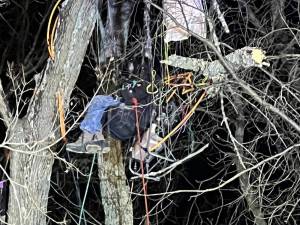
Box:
xmin=66 ymin=81 xmax=154 ymax=154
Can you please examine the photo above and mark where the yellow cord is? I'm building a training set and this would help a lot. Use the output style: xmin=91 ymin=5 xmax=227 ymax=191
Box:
xmin=50 ymin=16 xmax=59 ymax=59
xmin=57 ymin=91 xmax=67 ymax=143
xmin=181 ymin=72 xmax=194 ymax=94
xmin=47 ymin=0 xmax=62 ymax=60
xmin=149 ymin=91 xmax=206 ymax=152
xmin=166 ymin=89 xmax=176 ymax=103
xmin=194 ymin=75 xmax=209 ymax=87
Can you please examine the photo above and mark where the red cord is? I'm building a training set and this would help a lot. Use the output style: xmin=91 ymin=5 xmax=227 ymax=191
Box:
xmin=132 ymin=97 xmax=151 ymax=225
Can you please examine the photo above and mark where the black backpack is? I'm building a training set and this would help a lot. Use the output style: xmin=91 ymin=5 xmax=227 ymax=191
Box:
xmin=102 ymin=82 xmax=154 ymax=141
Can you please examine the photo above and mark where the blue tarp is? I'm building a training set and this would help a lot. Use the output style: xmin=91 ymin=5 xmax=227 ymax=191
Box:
xmin=80 ymin=95 xmax=120 ymax=134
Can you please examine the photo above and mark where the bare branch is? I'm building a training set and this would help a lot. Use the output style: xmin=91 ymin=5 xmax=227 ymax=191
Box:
xmin=131 ymin=143 xmax=300 ymax=197
xmin=131 ymin=143 xmax=209 ymax=180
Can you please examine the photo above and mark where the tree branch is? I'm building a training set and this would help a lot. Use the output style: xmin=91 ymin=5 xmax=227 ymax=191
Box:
xmin=223 ymin=90 xmax=267 ymax=225
xmin=160 ymin=47 xmax=268 ymax=74
xmin=131 ymin=143 xmax=209 ymax=180
xmin=131 ymin=143 xmax=300 ymax=197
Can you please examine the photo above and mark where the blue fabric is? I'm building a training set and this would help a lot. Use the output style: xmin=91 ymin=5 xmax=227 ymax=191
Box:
xmin=80 ymin=95 xmax=120 ymax=134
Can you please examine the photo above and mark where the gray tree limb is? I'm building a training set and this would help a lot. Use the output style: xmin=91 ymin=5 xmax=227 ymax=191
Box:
xmin=160 ymin=47 xmax=267 ymax=74
xmin=161 ymin=47 xmax=269 ymax=98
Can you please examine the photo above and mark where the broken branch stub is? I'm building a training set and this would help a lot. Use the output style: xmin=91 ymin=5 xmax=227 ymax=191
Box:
xmin=161 ymin=47 xmax=268 ymax=74
xmin=161 ymin=47 xmax=269 ymax=97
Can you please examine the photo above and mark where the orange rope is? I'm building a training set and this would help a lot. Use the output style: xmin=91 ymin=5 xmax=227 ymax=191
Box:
xmin=47 ymin=0 xmax=62 ymax=60
xmin=57 ymin=92 xmax=67 ymax=143
xmin=164 ymin=72 xmax=194 ymax=102
xmin=132 ymin=98 xmax=151 ymax=225
xmin=166 ymin=89 xmax=176 ymax=103
xmin=50 ymin=15 xmax=59 ymax=59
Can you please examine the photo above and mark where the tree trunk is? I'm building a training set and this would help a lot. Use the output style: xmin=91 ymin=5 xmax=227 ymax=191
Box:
xmin=98 ymin=139 xmax=133 ymax=225
xmin=233 ymin=93 xmax=267 ymax=225
xmin=6 ymin=1 xmax=97 ymax=224
xmin=104 ymin=0 xmax=134 ymax=59
xmin=97 ymin=2 xmax=134 ymax=223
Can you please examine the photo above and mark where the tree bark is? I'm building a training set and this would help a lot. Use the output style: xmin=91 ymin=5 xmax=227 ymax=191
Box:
xmin=6 ymin=1 xmax=97 ymax=224
xmin=97 ymin=2 xmax=134 ymax=224
xmin=98 ymin=139 xmax=133 ymax=225
xmin=103 ymin=0 xmax=134 ymax=60
xmin=161 ymin=47 xmax=268 ymax=98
